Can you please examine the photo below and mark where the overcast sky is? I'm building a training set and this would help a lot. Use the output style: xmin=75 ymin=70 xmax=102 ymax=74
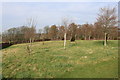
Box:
xmin=2 ymin=2 xmax=118 ymax=32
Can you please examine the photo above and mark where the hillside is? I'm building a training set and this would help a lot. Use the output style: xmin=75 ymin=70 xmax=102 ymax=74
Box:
xmin=2 ymin=40 xmax=118 ymax=78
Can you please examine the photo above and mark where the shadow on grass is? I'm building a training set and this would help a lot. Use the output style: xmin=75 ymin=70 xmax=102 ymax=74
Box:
xmin=94 ymin=40 xmax=104 ymax=46
xmin=0 ymin=43 xmax=13 ymax=50
xmin=94 ymin=40 xmax=116 ymax=46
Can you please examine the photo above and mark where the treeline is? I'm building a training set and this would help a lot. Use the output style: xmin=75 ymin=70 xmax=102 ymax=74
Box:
xmin=2 ymin=22 xmax=118 ymax=44
xmin=2 ymin=26 xmax=36 ymax=44
xmin=2 ymin=6 xmax=119 ymax=45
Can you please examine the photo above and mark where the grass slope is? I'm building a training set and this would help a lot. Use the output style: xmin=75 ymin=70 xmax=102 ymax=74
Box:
xmin=2 ymin=40 xmax=118 ymax=78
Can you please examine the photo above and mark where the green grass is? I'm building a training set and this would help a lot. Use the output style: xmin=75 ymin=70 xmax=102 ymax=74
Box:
xmin=1 ymin=40 xmax=118 ymax=78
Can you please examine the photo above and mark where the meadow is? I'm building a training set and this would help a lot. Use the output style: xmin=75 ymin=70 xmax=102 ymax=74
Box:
xmin=2 ymin=40 xmax=118 ymax=78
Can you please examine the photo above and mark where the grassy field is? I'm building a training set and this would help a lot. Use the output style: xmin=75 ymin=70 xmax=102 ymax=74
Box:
xmin=1 ymin=40 xmax=118 ymax=78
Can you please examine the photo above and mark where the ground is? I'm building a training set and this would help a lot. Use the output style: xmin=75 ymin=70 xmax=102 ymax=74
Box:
xmin=1 ymin=40 xmax=118 ymax=78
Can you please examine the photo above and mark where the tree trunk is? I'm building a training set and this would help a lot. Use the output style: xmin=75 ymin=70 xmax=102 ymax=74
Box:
xmin=64 ymin=33 xmax=66 ymax=49
xmin=104 ymin=33 xmax=107 ymax=46
xmin=70 ymin=35 xmax=75 ymax=42
xmin=89 ymin=36 xmax=91 ymax=40
xmin=98 ymin=35 xmax=99 ymax=40
xmin=85 ymin=36 xmax=86 ymax=40
xmin=32 ymin=38 xmax=34 ymax=43
xmin=9 ymin=41 xmax=10 ymax=44
xmin=30 ymin=38 xmax=32 ymax=45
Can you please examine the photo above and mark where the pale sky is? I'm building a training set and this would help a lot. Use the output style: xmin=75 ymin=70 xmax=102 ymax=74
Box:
xmin=1 ymin=1 xmax=118 ymax=32
xmin=0 ymin=0 xmax=119 ymax=2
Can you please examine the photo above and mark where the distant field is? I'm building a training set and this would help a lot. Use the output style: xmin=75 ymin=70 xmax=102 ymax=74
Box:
xmin=2 ymin=40 xmax=118 ymax=78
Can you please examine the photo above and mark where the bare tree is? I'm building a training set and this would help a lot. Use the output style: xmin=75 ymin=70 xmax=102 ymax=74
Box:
xmin=49 ymin=25 xmax=58 ymax=40
xmin=109 ymin=26 xmax=118 ymax=40
xmin=26 ymin=18 xmax=37 ymax=44
xmin=7 ymin=28 xmax=18 ymax=44
xmin=43 ymin=26 xmax=50 ymax=39
xmin=93 ymin=22 xmax=104 ymax=40
xmin=62 ymin=18 xmax=70 ymax=49
xmin=68 ymin=23 xmax=77 ymax=41
xmin=97 ymin=6 xmax=117 ymax=46
xmin=87 ymin=24 xmax=94 ymax=40
xmin=38 ymin=29 xmax=42 ymax=39
xmin=58 ymin=26 xmax=65 ymax=40
xmin=81 ymin=23 xmax=89 ymax=40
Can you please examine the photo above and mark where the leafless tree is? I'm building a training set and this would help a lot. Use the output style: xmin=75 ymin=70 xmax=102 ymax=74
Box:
xmin=81 ymin=23 xmax=89 ymax=40
xmin=62 ymin=18 xmax=70 ymax=49
xmin=26 ymin=18 xmax=37 ymax=44
xmin=49 ymin=25 xmax=58 ymax=40
xmin=68 ymin=23 xmax=77 ymax=41
xmin=58 ymin=25 xmax=65 ymax=40
xmin=38 ymin=29 xmax=42 ymax=39
xmin=97 ymin=6 xmax=117 ymax=46
xmin=43 ymin=26 xmax=50 ymax=39
xmin=93 ymin=22 xmax=104 ymax=40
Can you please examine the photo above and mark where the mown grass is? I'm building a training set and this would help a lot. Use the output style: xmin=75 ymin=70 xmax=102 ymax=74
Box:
xmin=1 ymin=40 xmax=118 ymax=78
